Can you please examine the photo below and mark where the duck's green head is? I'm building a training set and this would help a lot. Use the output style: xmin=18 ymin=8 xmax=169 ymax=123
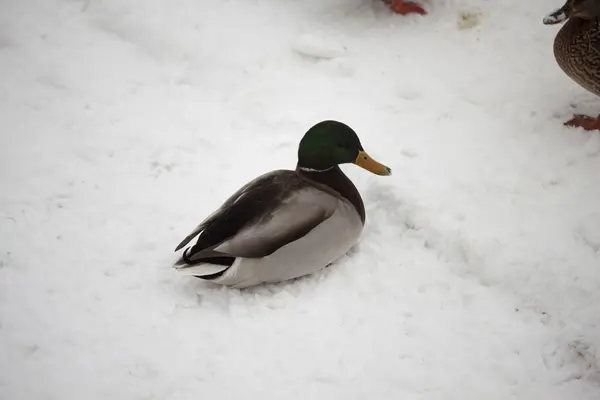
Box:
xmin=544 ymin=0 xmax=600 ymax=24
xmin=297 ymin=120 xmax=391 ymax=176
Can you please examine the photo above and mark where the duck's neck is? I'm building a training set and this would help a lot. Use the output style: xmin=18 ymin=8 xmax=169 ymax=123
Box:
xmin=297 ymin=165 xmax=365 ymax=223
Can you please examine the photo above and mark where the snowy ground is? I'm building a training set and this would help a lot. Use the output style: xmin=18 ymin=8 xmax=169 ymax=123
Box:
xmin=1 ymin=0 xmax=600 ymax=398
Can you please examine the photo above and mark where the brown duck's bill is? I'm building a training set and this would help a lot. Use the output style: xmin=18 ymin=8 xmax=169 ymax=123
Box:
xmin=353 ymin=151 xmax=392 ymax=176
xmin=543 ymin=4 xmax=569 ymax=25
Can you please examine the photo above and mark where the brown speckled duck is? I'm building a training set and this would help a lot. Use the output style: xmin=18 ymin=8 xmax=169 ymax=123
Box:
xmin=544 ymin=0 xmax=600 ymax=130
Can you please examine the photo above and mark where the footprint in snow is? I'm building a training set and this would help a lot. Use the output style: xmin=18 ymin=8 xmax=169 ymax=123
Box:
xmin=150 ymin=161 xmax=176 ymax=178
xmin=363 ymin=182 xmax=417 ymax=233
xmin=576 ymin=214 xmax=600 ymax=253
xmin=291 ymin=34 xmax=346 ymax=61
xmin=291 ymin=35 xmax=355 ymax=78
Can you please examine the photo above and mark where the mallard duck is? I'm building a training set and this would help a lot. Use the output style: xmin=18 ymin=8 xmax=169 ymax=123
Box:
xmin=173 ymin=120 xmax=391 ymax=288
xmin=544 ymin=0 xmax=600 ymax=130
xmin=382 ymin=0 xmax=427 ymax=15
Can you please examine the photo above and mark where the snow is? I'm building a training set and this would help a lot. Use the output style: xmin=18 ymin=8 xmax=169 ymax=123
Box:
xmin=1 ymin=0 xmax=599 ymax=398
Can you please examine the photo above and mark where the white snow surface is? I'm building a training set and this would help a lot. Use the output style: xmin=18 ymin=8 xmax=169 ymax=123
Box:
xmin=1 ymin=0 xmax=600 ymax=398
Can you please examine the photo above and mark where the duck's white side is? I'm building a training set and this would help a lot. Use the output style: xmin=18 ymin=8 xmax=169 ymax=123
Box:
xmin=175 ymin=196 xmax=363 ymax=288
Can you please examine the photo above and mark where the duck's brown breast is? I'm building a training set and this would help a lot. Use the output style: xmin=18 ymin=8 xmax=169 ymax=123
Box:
xmin=554 ymin=18 xmax=600 ymax=97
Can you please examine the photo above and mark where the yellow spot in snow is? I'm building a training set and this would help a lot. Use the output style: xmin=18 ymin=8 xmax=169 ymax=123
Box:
xmin=458 ymin=10 xmax=481 ymax=30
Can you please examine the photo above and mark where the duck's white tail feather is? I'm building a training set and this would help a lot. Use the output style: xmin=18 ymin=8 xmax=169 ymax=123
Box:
xmin=173 ymin=263 xmax=230 ymax=277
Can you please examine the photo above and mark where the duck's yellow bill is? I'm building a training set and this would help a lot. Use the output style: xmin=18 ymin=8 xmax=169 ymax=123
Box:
xmin=353 ymin=151 xmax=392 ymax=176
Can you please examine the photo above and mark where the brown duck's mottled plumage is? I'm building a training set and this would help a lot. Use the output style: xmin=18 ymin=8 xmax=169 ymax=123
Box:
xmin=554 ymin=17 xmax=600 ymax=96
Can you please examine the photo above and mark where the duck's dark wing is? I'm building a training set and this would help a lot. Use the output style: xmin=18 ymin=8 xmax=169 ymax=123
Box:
xmin=174 ymin=170 xmax=337 ymax=265
xmin=173 ymin=171 xmax=280 ymax=252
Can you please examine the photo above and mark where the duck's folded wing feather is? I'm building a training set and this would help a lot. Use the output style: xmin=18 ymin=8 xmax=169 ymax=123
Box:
xmin=210 ymin=188 xmax=337 ymax=258
xmin=175 ymin=171 xmax=338 ymax=263
xmin=173 ymin=171 xmax=279 ymax=252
